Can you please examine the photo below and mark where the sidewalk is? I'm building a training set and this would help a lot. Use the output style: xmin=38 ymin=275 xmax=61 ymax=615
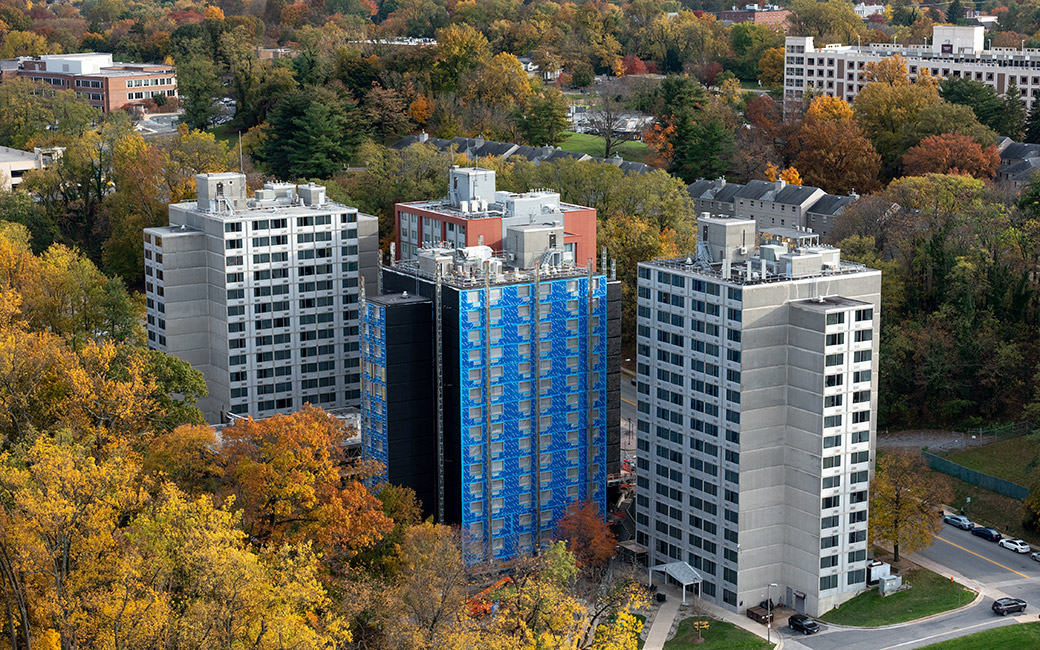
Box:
xmin=641 ymin=583 xmax=784 ymax=650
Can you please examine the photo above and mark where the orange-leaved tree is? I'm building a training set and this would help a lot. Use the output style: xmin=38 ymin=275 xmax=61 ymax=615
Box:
xmin=901 ymin=132 xmax=1000 ymax=179
xmin=218 ymin=405 xmax=393 ymax=553
xmin=554 ymin=500 xmax=617 ymax=568
xmin=795 ymin=117 xmax=881 ymax=194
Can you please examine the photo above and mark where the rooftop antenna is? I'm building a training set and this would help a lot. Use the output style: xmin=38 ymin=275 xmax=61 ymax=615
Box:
xmin=238 ymin=131 xmax=244 ymax=173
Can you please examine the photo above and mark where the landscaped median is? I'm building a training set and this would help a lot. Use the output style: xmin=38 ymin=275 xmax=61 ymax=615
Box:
xmin=915 ymin=621 xmax=1040 ymax=648
xmin=662 ymin=618 xmax=774 ymax=649
xmin=819 ymin=567 xmax=976 ymax=627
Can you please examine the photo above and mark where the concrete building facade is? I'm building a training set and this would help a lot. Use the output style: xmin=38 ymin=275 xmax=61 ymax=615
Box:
xmin=785 ymin=25 xmax=1040 ymax=109
xmin=144 ymin=173 xmax=378 ymax=423
xmin=395 ymin=167 xmax=597 ymax=268
xmin=364 ymin=226 xmax=621 ymax=564
xmin=0 ymin=146 xmax=61 ymax=191
xmin=635 ymin=216 xmax=880 ymax=618
xmin=12 ymin=53 xmax=176 ymax=113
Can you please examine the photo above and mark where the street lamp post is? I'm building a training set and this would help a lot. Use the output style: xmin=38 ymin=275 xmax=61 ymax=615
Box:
xmin=766 ymin=583 xmax=778 ymax=644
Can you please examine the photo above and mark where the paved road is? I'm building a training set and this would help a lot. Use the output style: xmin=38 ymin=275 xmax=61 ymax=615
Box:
xmin=779 ymin=525 xmax=1040 ymax=650
xmin=918 ymin=524 xmax=1040 ymax=606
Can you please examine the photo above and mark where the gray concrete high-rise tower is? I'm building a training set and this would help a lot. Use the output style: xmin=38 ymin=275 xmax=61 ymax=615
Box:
xmin=635 ymin=215 xmax=880 ymax=617
xmin=143 ymin=173 xmax=379 ymax=423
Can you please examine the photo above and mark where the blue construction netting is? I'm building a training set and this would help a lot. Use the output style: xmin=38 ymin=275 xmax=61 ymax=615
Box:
xmin=457 ymin=275 xmax=609 ymax=564
xmin=360 ymin=301 xmax=389 ymax=482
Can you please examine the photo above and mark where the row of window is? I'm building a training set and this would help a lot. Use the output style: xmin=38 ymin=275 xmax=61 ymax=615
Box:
xmin=819 ymin=569 xmax=865 ymax=591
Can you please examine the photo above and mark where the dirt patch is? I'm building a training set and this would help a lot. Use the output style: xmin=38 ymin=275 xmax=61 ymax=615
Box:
xmin=877 ymin=430 xmax=990 ymax=452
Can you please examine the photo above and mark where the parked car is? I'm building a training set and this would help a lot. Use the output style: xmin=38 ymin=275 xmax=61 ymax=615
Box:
xmin=788 ymin=614 xmax=820 ymax=635
xmin=943 ymin=515 xmax=974 ymax=530
xmin=999 ymin=538 xmax=1031 ymax=553
xmin=972 ymin=527 xmax=1002 ymax=541
xmin=1030 ymin=551 xmax=1040 ymax=562
xmin=992 ymin=598 xmax=1027 ymax=615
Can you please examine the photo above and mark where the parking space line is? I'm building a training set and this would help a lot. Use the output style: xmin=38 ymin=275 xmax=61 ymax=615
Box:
xmin=934 ymin=535 xmax=1031 ymax=579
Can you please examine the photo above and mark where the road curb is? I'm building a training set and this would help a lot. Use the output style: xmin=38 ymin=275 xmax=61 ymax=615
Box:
xmin=818 ymin=587 xmax=984 ymax=631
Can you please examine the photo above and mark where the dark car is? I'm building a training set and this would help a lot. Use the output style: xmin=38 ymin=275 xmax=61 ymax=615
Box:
xmin=992 ymin=598 xmax=1027 ymax=616
xmin=788 ymin=614 xmax=820 ymax=635
xmin=972 ymin=526 xmax=1002 ymax=542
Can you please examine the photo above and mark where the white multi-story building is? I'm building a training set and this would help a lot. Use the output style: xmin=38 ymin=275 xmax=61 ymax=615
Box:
xmin=144 ymin=173 xmax=379 ymax=423
xmin=635 ymin=216 xmax=880 ymax=618
xmin=785 ymin=25 xmax=1040 ymax=109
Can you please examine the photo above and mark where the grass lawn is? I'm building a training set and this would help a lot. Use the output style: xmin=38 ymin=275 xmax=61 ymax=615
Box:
xmin=557 ymin=131 xmax=648 ymax=163
xmin=818 ymin=567 xmax=973 ymax=627
xmin=942 ymin=434 xmax=1040 ymax=488
xmin=663 ymin=618 xmax=773 ymax=650
xmin=916 ymin=622 xmax=1040 ymax=648
xmin=208 ymin=123 xmax=239 ymax=144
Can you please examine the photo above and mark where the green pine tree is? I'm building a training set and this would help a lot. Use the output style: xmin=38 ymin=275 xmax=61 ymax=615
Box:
xmin=1025 ymin=99 xmax=1040 ymax=143
xmin=514 ymin=88 xmax=570 ymax=147
xmin=1002 ymin=80 xmax=1027 ymax=140
xmin=946 ymin=0 xmax=965 ymax=25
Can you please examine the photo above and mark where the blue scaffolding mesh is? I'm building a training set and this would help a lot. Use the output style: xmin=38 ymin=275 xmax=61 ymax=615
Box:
xmin=458 ymin=275 xmax=608 ymax=564
xmin=360 ymin=301 xmax=388 ymax=482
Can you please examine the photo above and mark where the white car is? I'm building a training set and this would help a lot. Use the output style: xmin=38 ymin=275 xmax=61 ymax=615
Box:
xmin=999 ymin=538 xmax=1031 ymax=553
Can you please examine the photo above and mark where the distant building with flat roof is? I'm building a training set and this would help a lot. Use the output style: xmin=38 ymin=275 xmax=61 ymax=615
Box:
xmin=8 ymin=53 xmax=176 ymax=113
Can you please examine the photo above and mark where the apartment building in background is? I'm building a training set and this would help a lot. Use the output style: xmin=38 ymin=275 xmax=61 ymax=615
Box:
xmin=364 ymin=168 xmax=620 ymax=562
xmin=686 ymin=178 xmax=856 ymax=240
xmin=10 ymin=53 xmax=176 ymax=113
xmin=635 ymin=216 xmax=880 ymax=617
xmin=785 ymin=25 xmax=1040 ymax=109
xmin=144 ymin=172 xmax=378 ymax=423
xmin=395 ymin=166 xmax=597 ymax=267
xmin=717 ymin=4 xmax=790 ymax=26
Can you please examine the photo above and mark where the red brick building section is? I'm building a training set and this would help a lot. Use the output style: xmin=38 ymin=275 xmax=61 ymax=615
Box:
xmin=14 ymin=53 xmax=176 ymax=113
xmin=395 ymin=167 xmax=598 ymax=270
xmin=717 ymin=4 xmax=790 ymax=26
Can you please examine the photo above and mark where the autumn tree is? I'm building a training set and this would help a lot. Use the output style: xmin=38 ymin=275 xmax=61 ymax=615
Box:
xmin=787 ymin=0 xmax=867 ymax=43
xmin=757 ymin=47 xmax=785 ymax=86
xmin=555 ymin=501 xmax=617 ymax=568
xmin=389 ymin=523 xmax=472 ymax=647
xmin=0 ymin=436 xmax=142 ymax=650
xmin=434 ymin=23 xmax=491 ymax=91
xmin=854 ymin=55 xmax=940 ymax=177
xmin=870 ymin=451 xmax=953 ymax=562
xmin=902 ymin=133 xmax=1000 ymax=179
xmin=806 ymin=95 xmax=854 ymax=121
xmin=217 ymin=405 xmax=393 ymax=554
xmin=489 ymin=542 xmax=648 ymax=649
xmin=795 ymin=117 xmax=881 ymax=194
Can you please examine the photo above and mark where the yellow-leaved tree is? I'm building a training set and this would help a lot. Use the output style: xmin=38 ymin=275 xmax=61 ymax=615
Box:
xmin=869 ymin=451 xmax=953 ymax=562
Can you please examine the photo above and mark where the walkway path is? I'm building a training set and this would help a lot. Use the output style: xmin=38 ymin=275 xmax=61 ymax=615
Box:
xmin=641 ymin=591 xmax=681 ymax=650
xmin=641 ymin=583 xmax=783 ymax=650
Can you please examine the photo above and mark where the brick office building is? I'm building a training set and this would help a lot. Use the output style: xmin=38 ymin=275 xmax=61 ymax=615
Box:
xmin=12 ymin=53 xmax=176 ymax=113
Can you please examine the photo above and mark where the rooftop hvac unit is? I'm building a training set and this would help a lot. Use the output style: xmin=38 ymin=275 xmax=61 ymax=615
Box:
xmin=737 ymin=246 xmax=748 ymax=255
xmin=459 ymin=200 xmax=469 ymax=213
